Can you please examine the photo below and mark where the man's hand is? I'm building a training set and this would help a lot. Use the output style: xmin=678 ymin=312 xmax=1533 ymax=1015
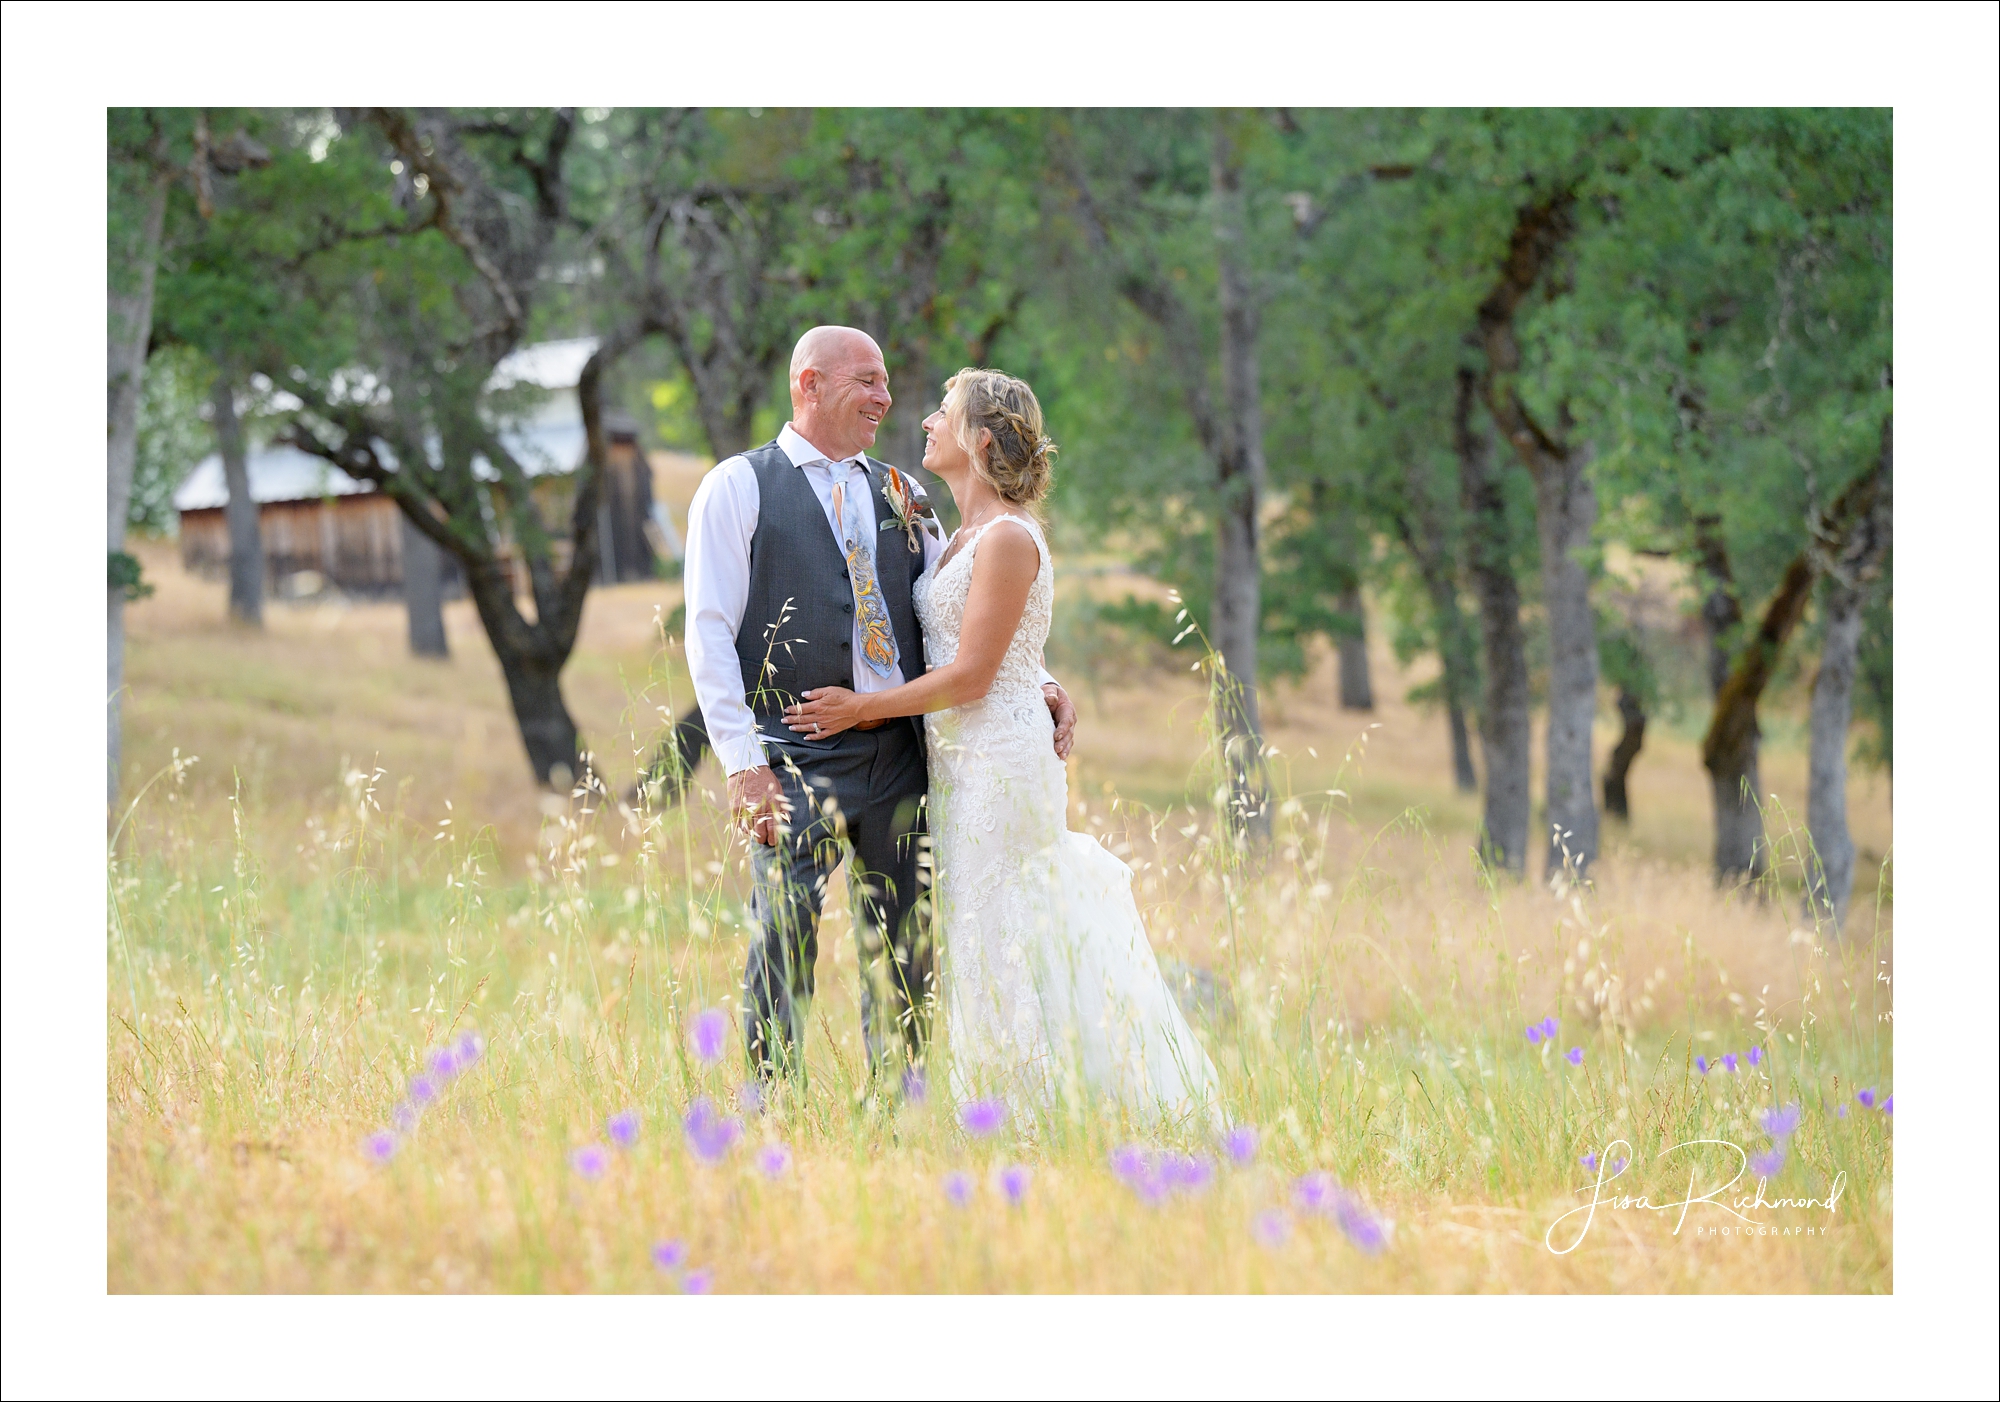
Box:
xmin=727 ymin=765 xmax=793 ymax=846
xmin=1043 ymin=682 xmax=1077 ymax=762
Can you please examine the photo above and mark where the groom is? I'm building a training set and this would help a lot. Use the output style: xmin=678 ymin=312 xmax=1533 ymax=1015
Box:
xmin=683 ymin=325 xmax=1076 ymax=1081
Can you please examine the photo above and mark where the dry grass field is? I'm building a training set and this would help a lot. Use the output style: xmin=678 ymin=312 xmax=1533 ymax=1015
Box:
xmin=108 ymin=540 xmax=1893 ymax=1293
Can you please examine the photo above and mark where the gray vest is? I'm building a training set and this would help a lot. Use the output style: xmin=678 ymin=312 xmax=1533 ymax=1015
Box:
xmin=734 ymin=442 xmax=929 ymax=747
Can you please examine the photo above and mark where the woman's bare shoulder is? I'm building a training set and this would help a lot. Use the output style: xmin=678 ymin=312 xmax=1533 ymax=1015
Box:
xmin=969 ymin=518 xmax=1042 ymax=577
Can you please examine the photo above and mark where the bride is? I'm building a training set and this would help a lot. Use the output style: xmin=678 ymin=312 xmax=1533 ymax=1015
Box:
xmin=784 ymin=368 xmax=1219 ymax=1126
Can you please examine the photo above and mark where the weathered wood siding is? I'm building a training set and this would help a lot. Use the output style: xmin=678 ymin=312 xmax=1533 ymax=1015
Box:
xmin=179 ymin=494 xmax=409 ymax=594
xmin=175 ymin=445 xmax=655 ymax=596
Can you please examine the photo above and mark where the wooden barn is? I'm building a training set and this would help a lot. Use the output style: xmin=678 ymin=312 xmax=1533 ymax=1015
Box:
xmin=174 ymin=339 xmax=676 ymax=597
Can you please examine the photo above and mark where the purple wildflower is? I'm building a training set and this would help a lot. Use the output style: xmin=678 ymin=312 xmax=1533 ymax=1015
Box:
xmin=942 ymin=1171 xmax=974 ymax=1207
xmin=957 ymin=1098 xmax=1007 ymax=1138
xmin=997 ymin=1164 xmax=1031 ymax=1206
xmin=1332 ymin=1190 xmax=1388 ymax=1255
xmin=363 ymin=1131 xmax=398 ymax=1164
xmin=1881 ymin=1095 xmax=1893 ymax=1116
xmin=1748 ymin=1145 xmax=1786 ymax=1179
xmin=1541 ymin=1016 xmax=1560 ymax=1039
xmin=454 ymin=1032 xmax=483 ymax=1066
xmin=683 ymin=1098 xmax=742 ymax=1164
xmin=901 ymin=1068 xmax=928 ymax=1104
xmin=1526 ymin=1025 xmax=1544 ymax=1045
xmin=739 ymin=1080 xmax=764 ymax=1117
xmin=756 ymin=1143 xmax=792 ymax=1179
xmin=1759 ymin=1104 xmax=1802 ymax=1139
xmin=1252 ymin=1209 xmax=1292 ymax=1250
xmin=681 ymin=1268 xmax=713 ymax=1294
xmin=390 ymin=1101 xmax=419 ymax=1132
xmin=1165 ymin=1155 xmax=1215 ymax=1194
xmin=429 ymin=1048 xmax=460 ymax=1080
xmin=570 ymin=1144 xmax=610 ymax=1181
xmin=1111 ymin=1147 xmax=1171 ymax=1205
xmin=1836 ymin=1105 xmax=1848 ymax=1119
xmin=689 ymin=1007 xmax=729 ymax=1064
xmin=1110 ymin=1144 xmax=1148 ymax=1182
xmin=1293 ymin=1172 xmax=1336 ymax=1214
xmin=1855 ymin=1088 xmax=1876 ymax=1110
xmin=1223 ymin=1125 xmax=1259 ymax=1167
xmin=1721 ymin=1053 xmax=1739 ymax=1074
xmin=1579 ymin=1152 xmax=1599 ymax=1172
xmin=1695 ymin=1055 xmax=1710 ymax=1075
xmin=1610 ymin=1156 xmax=1629 ymax=1174
xmin=651 ymin=1239 xmax=687 ymax=1272
xmin=409 ymin=1073 xmax=438 ymax=1104
xmin=1565 ymin=1046 xmax=1584 ymax=1067
xmin=607 ymin=1110 xmax=641 ymax=1149
xmin=1747 ymin=1045 xmax=1764 ymax=1068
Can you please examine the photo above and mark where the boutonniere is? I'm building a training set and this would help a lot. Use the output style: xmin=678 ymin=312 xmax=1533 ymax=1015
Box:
xmin=879 ymin=465 xmax=941 ymax=554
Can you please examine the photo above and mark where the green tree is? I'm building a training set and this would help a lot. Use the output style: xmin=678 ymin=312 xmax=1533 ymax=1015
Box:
xmin=109 ymin=109 xmax=270 ymax=794
xmin=1555 ymin=109 xmax=1891 ymax=882
xmin=1039 ymin=108 xmax=1293 ymax=845
xmin=128 ymin=344 xmax=213 ymax=536
xmin=272 ymin=107 xmax=645 ymax=786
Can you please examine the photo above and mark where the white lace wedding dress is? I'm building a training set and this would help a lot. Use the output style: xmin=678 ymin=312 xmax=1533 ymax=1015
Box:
xmin=915 ymin=514 xmax=1221 ymax=1125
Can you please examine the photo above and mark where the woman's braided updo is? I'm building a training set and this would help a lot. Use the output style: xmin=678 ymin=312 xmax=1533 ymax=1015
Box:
xmin=942 ymin=367 xmax=1056 ymax=507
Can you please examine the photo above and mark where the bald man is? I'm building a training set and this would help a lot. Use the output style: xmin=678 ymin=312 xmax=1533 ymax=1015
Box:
xmin=683 ymin=325 xmax=1076 ymax=1083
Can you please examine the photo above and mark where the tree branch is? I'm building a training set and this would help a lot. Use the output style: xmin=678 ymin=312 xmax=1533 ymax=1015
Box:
xmin=533 ymin=323 xmax=649 ymax=650
xmin=1475 ymin=191 xmax=1578 ymax=472
xmin=367 ymin=107 xmax=527 ymax=347
xmin=1702 ymin=427 xmax=1893 ymax=772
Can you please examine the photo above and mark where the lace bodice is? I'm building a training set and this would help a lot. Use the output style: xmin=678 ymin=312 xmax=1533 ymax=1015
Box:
xmin=912 ymin=514 xmax=1053 ymax=705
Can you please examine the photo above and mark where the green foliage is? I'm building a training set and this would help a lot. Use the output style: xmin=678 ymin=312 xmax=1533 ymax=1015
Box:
xmin=108 ymin=550 xmax=154 ymax=601
xmin=1597 ymin=612 xmax=1660 ymax=712
xmin=644 ymin=374 xmax=708 ymax=455
xmin=129 ymin=344 xmax=213 ymax=535
xmin=134 ymin=107 xmax=1891 ymax=754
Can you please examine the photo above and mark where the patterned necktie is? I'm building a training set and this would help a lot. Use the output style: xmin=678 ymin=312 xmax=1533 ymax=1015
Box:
xmin=831 ymin=472 xmax=899 ymax=679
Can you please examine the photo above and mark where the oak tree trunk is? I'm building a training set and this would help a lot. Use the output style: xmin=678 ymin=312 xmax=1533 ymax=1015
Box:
xmin=1602 ymin=686 xmax=1646 ymax=821
xmin=1532 ymin=443 xmax=1601 ymax=878
xmin=1804 ymin=587 xmax=1864 ymax=924
xmin=211 ymin=375 xmax=264 ymax=626
xmin=1806 ymin=416 xmax=1892 ymax=930
xmin=401 ymin=511 xmax=450 ymax=658
xmin=1210 ymin=117 xmax=1270 ymax=845
xmin=1456 ymin=369 xmax=1530 ymax=874
xmin=1475 ymin=192 xmax=1601 ymax=880
xmin=108 ymin=161 xmax=171 ymax=801
xmin=1704 ymin=555 xmax=1813 ymax=882
xmin=462 ymin=559 xmax=582 ymax=786
xmin=1694 ymin=516 xmax=1743 ymax=697
xmin=640 ymin=705 xmax=713 ymax=805
xmin=1689 ymin=521 xmax=1767 ymax=879
xmin=1447 ymin=701 xmax=1479 ymax=796
xmin=1702 ymin=451 xmax=1891 ymax=885
xmin=1389 ymin=485 xmax=1480 ymax=794
xmin=1334 ymin=585 xmax=1374 ymax=711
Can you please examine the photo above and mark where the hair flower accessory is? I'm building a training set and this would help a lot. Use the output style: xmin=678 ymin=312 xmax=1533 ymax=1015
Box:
xmin=879 ymin=465 xmax=939 ymax=553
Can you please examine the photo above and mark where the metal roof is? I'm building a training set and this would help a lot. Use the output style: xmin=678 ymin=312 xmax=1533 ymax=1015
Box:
xmin=174 ymin=339 xmax=603 ymax=512
xmin=173 ymin=444 xmax=375 ymax=511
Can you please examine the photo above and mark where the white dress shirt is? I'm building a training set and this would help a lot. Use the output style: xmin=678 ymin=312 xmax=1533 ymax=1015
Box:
xmin=684 ymin=425 xmax=944 ymax=775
